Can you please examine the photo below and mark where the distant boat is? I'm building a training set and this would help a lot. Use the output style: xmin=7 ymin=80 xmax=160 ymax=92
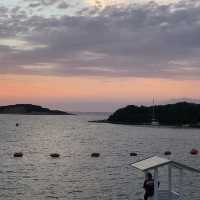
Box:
xmin=152 ymin=98 xmax=159 ymax=126
xmin=152 ymin=120 xmax=160 ymax=126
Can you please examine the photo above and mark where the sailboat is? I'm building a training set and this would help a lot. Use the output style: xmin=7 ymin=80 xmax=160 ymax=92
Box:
xmin=152 ymin=98 xmax=159 ymax=126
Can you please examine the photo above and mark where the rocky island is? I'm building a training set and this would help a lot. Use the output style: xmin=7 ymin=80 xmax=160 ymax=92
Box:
xmin=0 ymin=104 xmax=72 ymax=115
xmin=101 ymin=102 xmax=200 ymax=127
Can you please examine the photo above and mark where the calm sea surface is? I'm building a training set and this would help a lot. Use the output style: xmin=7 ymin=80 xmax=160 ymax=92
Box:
xmin=0 ymin=113 xmax=199 ymax=200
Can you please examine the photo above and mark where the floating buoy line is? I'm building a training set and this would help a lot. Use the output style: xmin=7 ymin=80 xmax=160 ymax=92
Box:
xmin=11 ymin=149 xmax=199 ymax=159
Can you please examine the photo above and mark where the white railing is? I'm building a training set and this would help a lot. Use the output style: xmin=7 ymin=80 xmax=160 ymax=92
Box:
xmin=158 ymin=190 xmax=181 ymax=200
xmin=146 ymin=190 xmax=181 ymax=200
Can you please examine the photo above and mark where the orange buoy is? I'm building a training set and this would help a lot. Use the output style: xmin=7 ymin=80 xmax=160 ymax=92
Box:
xmin=190 ymin=149 xmax=199 ymax=155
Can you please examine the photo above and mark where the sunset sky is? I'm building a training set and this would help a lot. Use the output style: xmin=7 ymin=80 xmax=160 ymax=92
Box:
xmin=0 ymin=0 xmax=200 ymax=112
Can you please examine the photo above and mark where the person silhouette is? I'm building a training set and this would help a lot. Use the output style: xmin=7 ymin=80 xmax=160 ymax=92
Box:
xmin=143 ymin=172 xmax=154 ymax=200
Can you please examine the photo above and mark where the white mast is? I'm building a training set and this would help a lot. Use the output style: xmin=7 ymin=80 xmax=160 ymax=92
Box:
xmin=152 ymin=97 xmax=159 ymax=126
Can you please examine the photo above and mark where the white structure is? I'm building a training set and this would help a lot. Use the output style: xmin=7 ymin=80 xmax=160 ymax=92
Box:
xmin=151 ymin=120 xmax=160 ymax=126
xmin=152 ymin=98 xmax=159 ymax=126
xmin=131 ymin=156 xmax=200 ymax=200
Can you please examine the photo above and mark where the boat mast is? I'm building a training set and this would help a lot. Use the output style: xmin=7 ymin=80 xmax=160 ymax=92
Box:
xmin=152 ymin=97 xmax=159 ymax=125
xmin=152 ymin=97 xmax=155 ymax=121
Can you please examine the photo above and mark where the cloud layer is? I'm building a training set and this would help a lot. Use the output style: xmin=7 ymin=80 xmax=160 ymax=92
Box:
xmin=0 ymin=0 xmax=200 ymax=79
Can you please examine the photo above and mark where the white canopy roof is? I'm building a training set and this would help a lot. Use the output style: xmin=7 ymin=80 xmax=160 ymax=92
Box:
xmin=131 ymin=156 xmax=200 ymax=173
xmin=131 ymin=156 xmax=170 ymax=171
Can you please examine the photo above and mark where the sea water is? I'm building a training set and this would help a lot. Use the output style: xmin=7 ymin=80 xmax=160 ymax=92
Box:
xmin=0 ymin=113 xmax=199 ymax=200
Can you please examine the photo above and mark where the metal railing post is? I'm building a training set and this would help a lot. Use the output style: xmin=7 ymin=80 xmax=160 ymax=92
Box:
xmin=168 ymin=165 xmax=172 ymax=200
xmin=154 ymin=168 xmax=158 ymax=200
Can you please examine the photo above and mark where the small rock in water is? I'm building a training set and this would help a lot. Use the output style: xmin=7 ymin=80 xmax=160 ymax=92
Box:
xmin=91 ymin=153 xmax=100 ymax=158
xmin=14 ymin=152 xmax=23 ymax=157
xmin=164 ymin=151 xmax=172 ymax=155
xmin=130 ymin=152 xmax=138 ymax=156
xmin=50 ymin=153 xmax=60 ymax=158
xmin=190 ymin=149 xmax=199 ymax=155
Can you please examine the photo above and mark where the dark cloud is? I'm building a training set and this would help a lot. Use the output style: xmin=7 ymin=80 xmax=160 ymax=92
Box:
xmin=0 ymin=0 xmax=200 ymax=79
xmin=57 ymin=2 xmax=69 ymax=9
xmin=0 ymin=6 xmax=8 ymax=14
xmin=29 ymin=3 xmax=41 ymax=8
xmin=24 ymin=0 xmax=68 ymax=7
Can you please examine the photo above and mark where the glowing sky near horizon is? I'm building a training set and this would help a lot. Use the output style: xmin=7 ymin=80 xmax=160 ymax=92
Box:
xmin=0 ymin=74 xmax=200 ymax=112
xmin=87 ymin=0 xmax=179 ymax=7
xmin=0 ymin=0 xmax=200 ymax=111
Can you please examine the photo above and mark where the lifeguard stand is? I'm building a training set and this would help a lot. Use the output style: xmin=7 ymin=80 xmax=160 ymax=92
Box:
xmin=131 ymin=156 xmax=200 ymax=200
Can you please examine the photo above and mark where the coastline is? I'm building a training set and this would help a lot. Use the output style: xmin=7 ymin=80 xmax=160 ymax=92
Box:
xmin=90 ymin=119 xmax=200 ymax=129
xmin=0 ymin=104 xmax=74 ymax=115
xmin=93 ymin=102 xmax=200 ymax=129
xmin=0 ymin=113 xmax=74 ymax=115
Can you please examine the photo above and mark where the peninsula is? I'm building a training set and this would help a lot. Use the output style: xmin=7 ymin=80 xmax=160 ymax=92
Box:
xmin=0 ymin=104 xmax=72 ymax=115
xmin=99 ymin=102 xmax=200 ymax=127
